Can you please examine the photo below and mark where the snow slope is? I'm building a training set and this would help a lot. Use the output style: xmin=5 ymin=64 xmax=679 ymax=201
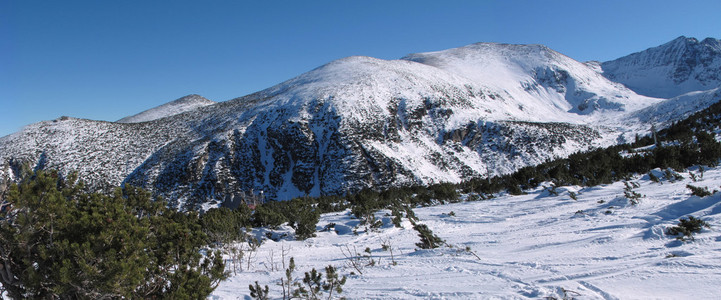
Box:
xmin=212 ymin=166 xmax=721 ymax=299
xmin=117 ymin=94 xmax=215 ymax=123
xmin=627 ymin=87 xmax=721 ymax=127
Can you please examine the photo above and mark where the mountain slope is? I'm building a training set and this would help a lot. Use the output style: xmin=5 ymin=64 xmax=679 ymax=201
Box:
xmin=602 ymin=36 xmax=721 ymax=98
xmin=122 ymin=54 xmax=615 ymax=205
xmin=0 ymin=39 xmax=712 ymax=206
xmin=627 ymin=87 xmax=721 ymax=126
xmin=117 ymin=94 xmax=215 ymax=123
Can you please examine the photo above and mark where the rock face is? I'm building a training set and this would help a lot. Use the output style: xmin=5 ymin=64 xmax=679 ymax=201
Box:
xmin=602 ymin=36 xmax=721 ymax=98
xmin=1 ymin=38 xmax=719 ymax=208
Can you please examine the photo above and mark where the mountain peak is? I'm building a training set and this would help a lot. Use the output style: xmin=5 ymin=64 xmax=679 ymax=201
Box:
xmin=171 ymin=94 xmax=212 ymax=104
xmin=402 ymin=42 xmax=558 ymax=64
xmin=117 ymin=94 xmax=215 ymax=123
xmin=668 ymin=36 xmax=721 ymax=50
xmin=672 ymin=35 xmax=696 ymax=43
xmin=601 ymin=36 xmax=721 ymax=98
xmin=701 ymin=37 xmax=721 ymax=49
xmin=399 ymin=41 xmax=651 ymax=116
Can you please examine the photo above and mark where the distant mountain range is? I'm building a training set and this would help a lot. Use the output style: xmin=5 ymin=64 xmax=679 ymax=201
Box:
xmin=1 ymin=36 xmax=719 ymax=209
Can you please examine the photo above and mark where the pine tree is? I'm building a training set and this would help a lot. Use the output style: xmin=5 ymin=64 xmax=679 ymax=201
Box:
xmin=249 ymin=281 xmax=270 ymax=300
xmin=413 ymin=223 xmax=444 ymax=249
xmin=0 ymin=170 xmax=226 ymax=299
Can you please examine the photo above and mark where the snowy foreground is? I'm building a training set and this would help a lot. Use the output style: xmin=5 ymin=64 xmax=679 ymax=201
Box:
xmin=212 ymin=167 xmax=721 ymax=299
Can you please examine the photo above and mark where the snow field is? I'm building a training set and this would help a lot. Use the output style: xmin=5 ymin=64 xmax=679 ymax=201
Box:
xmin=212 ymin=166 xmax=721 ymax=299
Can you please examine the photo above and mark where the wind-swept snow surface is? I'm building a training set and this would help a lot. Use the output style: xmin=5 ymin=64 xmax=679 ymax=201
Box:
xmin=212 ymin=166 xmax=721 ymax=299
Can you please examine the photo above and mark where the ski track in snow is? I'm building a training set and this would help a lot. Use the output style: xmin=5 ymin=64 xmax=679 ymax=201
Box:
xmin=212 ymin=166 xmax=721 ymax=299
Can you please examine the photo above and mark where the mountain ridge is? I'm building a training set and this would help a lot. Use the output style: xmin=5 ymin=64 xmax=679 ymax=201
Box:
xmin=602 ymin=36 xmax=721 ymax=98
xmin=1 ymin=37 xmax=720 ymax=207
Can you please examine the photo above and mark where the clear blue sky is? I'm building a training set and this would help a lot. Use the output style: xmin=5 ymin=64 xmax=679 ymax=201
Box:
xmin=1 ymin=0 xmax=719 ymax=137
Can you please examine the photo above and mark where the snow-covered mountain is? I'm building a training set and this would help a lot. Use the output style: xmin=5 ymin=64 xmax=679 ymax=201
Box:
xmin=1 ymin=38 xmax=719 ymax=207
xmin=602 ymin=36 xmax=721 ymax=98
xmin=117 ymin=94 xmax=215 ymax=123
xmin=402 ymin=43 xmax=653 ymax=116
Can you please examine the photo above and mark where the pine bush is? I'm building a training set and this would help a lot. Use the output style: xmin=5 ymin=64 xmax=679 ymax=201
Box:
xmin=413 ymin=223 xmax=444 ymax=249
xmin=686 ymin=184 xmax=712 ymax=197
xmin=666 ymin=216 xmax=710 ymax=241
xmin=0 ymin=170 xmax=226 ymax=299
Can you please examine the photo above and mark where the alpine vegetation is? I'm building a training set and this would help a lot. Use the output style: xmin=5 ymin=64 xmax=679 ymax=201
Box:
xmin=0 ymin=171 xmax=226 ymax=299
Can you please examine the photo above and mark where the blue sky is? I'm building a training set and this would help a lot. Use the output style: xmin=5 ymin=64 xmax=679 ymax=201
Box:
xmin=1 ymin=0 xmax=720 ymax=137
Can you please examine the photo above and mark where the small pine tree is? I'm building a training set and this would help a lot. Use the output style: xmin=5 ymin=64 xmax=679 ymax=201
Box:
xmin=666 ymin=216 xmax=710 ymax=241
xmin=322 ymin=265 xmax=347 ymax=299
xmin=294 ymin=206 xmax=320 ymax=240
xmin=249 ymin=281 xmax=270 ymax=300
xmin=413 ymin=223 xmax=444 ymax=249
xmin=687 ymin=184 xmax=712 ymax=197
xmin=404 ymin=206 xmax=418 ymax=223
xmin=293 ymin=265 xmax=347 ymax=300
xmin=301 ymin=268 xmax=323 ymax=299
xmin=390 ymin=206 xmax=403 ymax=228
xmin=279 ymin=257 xmax=297 ymax=299
xmin=648 ymin=172 xmax=660 ymax=183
